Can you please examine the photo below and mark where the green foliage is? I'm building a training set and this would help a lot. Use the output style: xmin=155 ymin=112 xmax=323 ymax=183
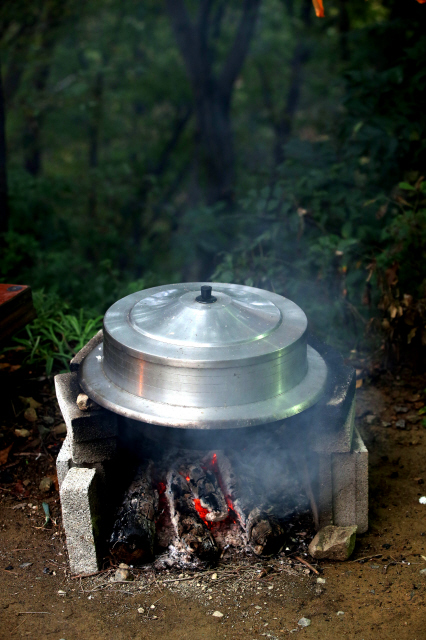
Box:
xmin=11 ymin=291 xmax=103 ymax=374
xmin=1 ymin=0 xmax=426 ymax=357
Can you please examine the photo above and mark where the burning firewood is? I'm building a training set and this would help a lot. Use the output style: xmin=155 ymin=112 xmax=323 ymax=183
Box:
xmin=183 ymin=461 xmax=229 ymax=522
xmin=166 ymin=469 xmax=219 ymax=564
xmin=110 ymin=460 xmax=158 ymax=564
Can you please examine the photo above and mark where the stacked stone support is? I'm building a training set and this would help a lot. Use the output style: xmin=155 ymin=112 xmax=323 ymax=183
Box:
xmin=56 ymin=332 xmax=369 ymax=574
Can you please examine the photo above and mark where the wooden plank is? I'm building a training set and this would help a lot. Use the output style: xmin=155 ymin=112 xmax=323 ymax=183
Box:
xmin=0 ymin=284 xmax=36 ymax=344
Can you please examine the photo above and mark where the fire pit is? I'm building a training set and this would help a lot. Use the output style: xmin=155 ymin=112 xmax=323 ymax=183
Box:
xmin=55 ymin=283 xmax=368 ymax=575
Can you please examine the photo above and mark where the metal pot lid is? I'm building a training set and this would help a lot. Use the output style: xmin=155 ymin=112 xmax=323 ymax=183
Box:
xmin=99 ymin=282 xmax=309 ymax=368
xmin=79 ymin=282 xmax=328 ymax=429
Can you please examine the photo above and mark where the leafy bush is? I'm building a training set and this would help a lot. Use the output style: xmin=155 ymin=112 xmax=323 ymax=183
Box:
xmin=11 ymin=291 xmax=103 ymax=374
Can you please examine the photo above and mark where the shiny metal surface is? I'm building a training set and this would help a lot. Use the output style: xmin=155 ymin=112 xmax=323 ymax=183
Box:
xmin=102 ymin=283 xmax=307 ymax=367
xmin=80 ymin=344 xmax=327 ymax=429
xmin=79 ymin=282 xmax=328 ymax=429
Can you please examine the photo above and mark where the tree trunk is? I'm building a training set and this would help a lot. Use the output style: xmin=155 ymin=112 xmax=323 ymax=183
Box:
xmin=196 ymin=93 xmax=235 ymax=205
xmin=87 ymin=71 xmax=104 ymax=220
xmin=0 ymin=60 xmax=9 ymax=237
xmin=166 ymin=0 xmax=261 ymax=205
xmin=259 ymin=0 xmax=313 ymax=170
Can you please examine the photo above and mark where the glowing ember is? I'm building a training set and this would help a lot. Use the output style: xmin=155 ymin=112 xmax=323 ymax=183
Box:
xmin=193 ymin=498 xmax=210 ymax=524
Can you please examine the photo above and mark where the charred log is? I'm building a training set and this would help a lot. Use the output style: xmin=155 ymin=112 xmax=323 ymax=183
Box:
xmin=246 ymin=507 xmax=285 ymax=556
xmin=110 ymin=461 xmax=158 ymax=564
xmin=184 ymin=462 xmax=229 ymax=522
xmin=167 ymin=469 xmax=219 ymax=564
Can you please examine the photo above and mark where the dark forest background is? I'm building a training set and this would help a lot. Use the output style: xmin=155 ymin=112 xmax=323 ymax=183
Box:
xmin=1 ymin=0 xmax=426 ymax=372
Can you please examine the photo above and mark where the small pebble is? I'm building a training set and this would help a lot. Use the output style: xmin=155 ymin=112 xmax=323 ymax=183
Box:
xmin=57 ymin=590 xmax=66 ymax=596
xmin=53 ymin=423 xmax=67 ymax=436
xmin=395 ymin=419 xmax=406 ymax=430
xmin=255 ymin=605 xmax=262 ymax=610
xmin=111 ymin=567 xmax=132 ymax=582
xmin=420 ymin=569 xmax=426 ymax=575
xmin=137 ymin=607 xmax=144 ymax=614
xmin=24 ymin=407 xmax=37 ymax=422
xmin=14 ymin=428 xmax=31 ymax=438
xmin=39 ymin=477 xmax=54 ymax=493
xmin=316 ymin=577 xmax=326 ymax=584
xmin=337 ymin=611 xmax=345 ymax=616
xmin=298 ymin=617 xmax=311 ymax=627
xmin=212 ymin=611 xmax=224 ymax=618
xmin=211 ymin=573 xmax=218 ymax=580
xmin=150 ymin=605 xmax=155 ymax=610
xmin=419 ymin=497 xmax=426 ymax=505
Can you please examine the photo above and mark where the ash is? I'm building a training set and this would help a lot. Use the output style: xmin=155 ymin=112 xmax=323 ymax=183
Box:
xmin=109 ymin=435 xmax=316 ymax=571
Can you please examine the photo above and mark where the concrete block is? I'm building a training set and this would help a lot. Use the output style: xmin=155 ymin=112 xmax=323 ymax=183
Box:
xmin=331 ymin=427 xmax=368 ymax=533
xmin=332 ymin=450 xmax=357 ymax=528
xmin=310 ymin=396 xmax=356 ymax=455
xmin=70 ymin=329 xmax=103 ymax=373
xmin=353 ymin=427 xmax=369 ymax=534
xmin=71 ymin=437 xmax=117 ymax=465
xmin=317 ymin=454 xmax=333 ymax=529
xmin=55 ymin=372 xmax=117 ymax=444
xmin=56 ymin=436 xmax=72 ymax=488
xmin=60 ymin=467 xmax=101 ymax=574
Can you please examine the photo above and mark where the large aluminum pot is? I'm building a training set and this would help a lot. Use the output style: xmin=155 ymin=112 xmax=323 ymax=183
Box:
xmin=79 ymin=283 xmax=327 ymax=429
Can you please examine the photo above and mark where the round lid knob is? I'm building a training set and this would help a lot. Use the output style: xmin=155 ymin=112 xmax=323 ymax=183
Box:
xmin=196 ymin=285 xmax=217 ymax=304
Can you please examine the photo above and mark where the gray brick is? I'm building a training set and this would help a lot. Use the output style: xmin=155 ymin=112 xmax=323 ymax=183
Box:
xmin=317 ymin=454 xmax=333 ymax=529
xmin=55 ymin=372 xmax=117 ymax=444
xmin=311 ymin=396 xmax=355 ymax=454
xmin=60 ymin=467 xmax=101 ymax=574
xmin=71 ymin=437 xmax=117 ymax=465
xmin=353 ymin=427 xmax=369 ymax=534
xmin=56 ymin=436 xmax=72 ymax=488
xmin=332 ymin=450 xmax=356 ymax=527
xmin=330 ymin=427 xmax=368 ymax=533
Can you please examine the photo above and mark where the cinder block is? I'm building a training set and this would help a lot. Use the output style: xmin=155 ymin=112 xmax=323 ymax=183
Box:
xmin=331 ymin=427 xmax=368 ymax=533
xmin=60 ymin=467 xmax=101 ymax=574
xmin=317 ymin=454 xmax=333 ymax=529
xmin=56 ymin=436 xmax=73 ymax=488
xmin=311 ymin=396 xmax=355 ymax=455
xmin=70 ymin=329 xmax=103 ymax=373
xmin=55 ymin=372 xmax=117 ymax=444
xmin=71 ymin=437 xmax=117 ymax=465
xmin=332 ymin=450 xmax=357 ymax=527
xmin=353 ymin=427 xmax=368 ymax=534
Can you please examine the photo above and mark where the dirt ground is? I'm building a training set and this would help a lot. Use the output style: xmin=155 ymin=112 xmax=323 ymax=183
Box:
xmin=1 ymin=352 xmax=426 ymax=640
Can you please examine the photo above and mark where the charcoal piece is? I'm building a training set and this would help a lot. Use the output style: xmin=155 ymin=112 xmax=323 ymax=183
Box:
xmin=246 ymin=507 xmax=285 ymax=556
xmin=185 ymin=462 xmax=228 ymax=522
xmin=167 ymin=469 xmax=219 ymax=564
xmin=214 ymin=451 xmax=254 ymax=532
xmin=110 ymin=461 xmax=158 ymax=564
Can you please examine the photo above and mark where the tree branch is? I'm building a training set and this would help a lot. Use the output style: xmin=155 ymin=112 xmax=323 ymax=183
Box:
xmin=218 ymin=0 xmax=261 ymax=101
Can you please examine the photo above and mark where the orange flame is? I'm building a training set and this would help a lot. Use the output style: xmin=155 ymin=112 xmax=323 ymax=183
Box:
xmin=417 ymin=0 xmax=426 ymax=4
xmin=312 ymin=0 xmax=325 ymax=17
